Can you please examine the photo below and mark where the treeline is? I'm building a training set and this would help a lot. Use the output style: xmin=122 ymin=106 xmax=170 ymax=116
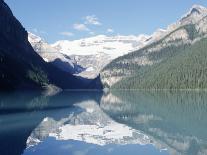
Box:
xmin=113 ymin=37 xmax=207 ymax=89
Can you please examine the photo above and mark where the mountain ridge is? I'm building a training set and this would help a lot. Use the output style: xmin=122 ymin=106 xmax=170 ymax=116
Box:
xmin=100 ymin=4 xmax=207 ymax=89
xmin=28 ymin=32 xmax=84 ymax=74
xmin=50 ymin=34 xmax=151 ymax=78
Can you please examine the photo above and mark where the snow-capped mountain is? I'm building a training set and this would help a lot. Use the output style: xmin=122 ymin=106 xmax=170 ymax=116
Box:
xmin=180 ymin=4 xmax=207 ymax=25
xmin=145 ymin=5 xmax=207 ymax=45
xmin=29 ymin=33 xmax=152 ymax=79
xmin=30 ymin=5 xmax=207 ymax=80
xmin=28 ymin=32 xmax=84 ymax=74
xmin=52 ymin=35 xmax=150 ymax=59
xmin=52 ymin=4 xmax=207 ymax=79
xmin=51 ymin=35 xmax=151 ymax=78
xmin=161 ymin=4 xmax=207 ymax=39
xmin=144 ymin=4 xmax=207 ymax=45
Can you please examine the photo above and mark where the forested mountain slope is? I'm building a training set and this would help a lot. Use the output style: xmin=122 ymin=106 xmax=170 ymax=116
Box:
xmin=113 ymin=38 xmax=207 ymax=89
xmin=101 ymin=5 xmax=207 ymax=89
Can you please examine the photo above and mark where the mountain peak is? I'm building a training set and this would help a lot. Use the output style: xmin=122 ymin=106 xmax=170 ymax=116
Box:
xmin=187 ymin=5 xmax=207 ymax=17
xmin=191 ymin=4 xmax=206 ymax=12
xmin=186 ymin=4 xmax=207 ymax=16
xmin=180 ymin=4 xmax=207 ymax=24
xmin=28 ymin=32 xmax=43 ymax=43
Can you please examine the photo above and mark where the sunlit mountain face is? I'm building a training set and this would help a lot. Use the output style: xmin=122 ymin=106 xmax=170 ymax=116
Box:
xmin=29 ymin=33 xmax=151 ymax=79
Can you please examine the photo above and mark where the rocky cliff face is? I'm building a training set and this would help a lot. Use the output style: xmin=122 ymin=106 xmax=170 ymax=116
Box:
xmin=0 ymin=0 xmax=48 ymax=90
xmin=28 ymin=32 xmax=84 ymax=74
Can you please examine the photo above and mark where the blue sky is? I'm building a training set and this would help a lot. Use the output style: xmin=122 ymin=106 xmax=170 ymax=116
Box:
xmin=5 ymin=0 xmax=207 ymax=43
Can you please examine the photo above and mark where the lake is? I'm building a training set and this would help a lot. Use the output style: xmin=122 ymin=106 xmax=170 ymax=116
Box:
xmin=0 ymin=90 xmax=207 ymax=155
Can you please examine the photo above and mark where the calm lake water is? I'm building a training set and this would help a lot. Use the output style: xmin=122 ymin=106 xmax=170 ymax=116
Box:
xmin=0 ymin=90 xmax=207 ymax=155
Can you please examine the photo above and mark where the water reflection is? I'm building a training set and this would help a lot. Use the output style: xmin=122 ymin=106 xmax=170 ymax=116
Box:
xmin=23 ymin=91 xmax=167 ymax=155
xmin=101 ymin=91 xmax=207 ymax=155
xmin=0 ymin=91 xmax=102 ymax=155
xmin=0 ymin=90 xmax=207 ymax=155
xmin=26 ymin=100 xmax=151 ymax=147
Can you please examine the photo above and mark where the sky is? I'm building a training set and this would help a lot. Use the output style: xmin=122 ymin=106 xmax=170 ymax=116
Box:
xmin=5 ymin=0 xmax=207 ymax=43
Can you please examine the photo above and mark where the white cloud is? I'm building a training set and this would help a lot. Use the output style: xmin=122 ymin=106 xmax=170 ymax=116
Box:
xmin=72 ymin=15 xmax=101 ymax=34
xmin=73 ymin=23 xmax=90 ymax=31
xmin=107 ymin=28 xmax=114 ymax=33
xmin=59 ymin=32 xmax=74 ymax=37
xmin=84 ymin=15 xmax=102 ymax=26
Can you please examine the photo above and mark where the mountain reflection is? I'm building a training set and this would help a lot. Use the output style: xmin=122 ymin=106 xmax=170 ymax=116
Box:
xmin=1 ymin=90 xmax=207 ymax=155
xmin=0 ymin=91 xmax=103 ymax=155
xmin=23 ymin=91 xmax=168 ymax=155
xmin=100 ymin=90 xmax=207 ymax=155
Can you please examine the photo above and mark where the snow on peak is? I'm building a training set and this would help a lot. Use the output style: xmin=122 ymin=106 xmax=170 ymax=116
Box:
xmin=28 ymin=32 xmax=43 ymax=43
xmin=191 ymin=4 xmax=206 ymax=12
xmin=188 ymin=4 xmax=207 ymax=16
xmin=51 ymin=34 xmax=150 ymax=59
xmin=180 ymin=4 xmax=207 ymax=23
xmin=28 ymin=32 xmax=78 ymax=73
xmin=150 ymin=28 xmax=167 ymax=39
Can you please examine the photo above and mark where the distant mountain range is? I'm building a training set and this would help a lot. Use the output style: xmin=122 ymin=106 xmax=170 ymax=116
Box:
xmin=30 ymin=23 xmax=178 ymax=79
xmin=1 ymin=0 xmax=207 ymax=90
xmin=29 ymin=33 xmax=152 ymax=79
xmin=101 ymin=5 xmax=207 ymax=89
xmin=29 ymin=27 xmax=179 ymax=79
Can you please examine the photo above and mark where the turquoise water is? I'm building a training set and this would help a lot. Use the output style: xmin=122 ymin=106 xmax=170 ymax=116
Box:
xmin=0 ymin=90 xmax=207 ymax=155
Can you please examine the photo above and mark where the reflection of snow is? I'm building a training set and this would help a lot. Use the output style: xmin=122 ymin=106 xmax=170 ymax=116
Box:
xmin=26 ymin=100 xmax=151 ymax=147
xmin=51 ymin=121 xmax=149 ymax=146
xmin=85 ymin=67 xmax=94 ymax=72
xmin=43 ymin=57 xmax=49 ymax=62
xmin=27 ymin=137 xmax=41 ymax=148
